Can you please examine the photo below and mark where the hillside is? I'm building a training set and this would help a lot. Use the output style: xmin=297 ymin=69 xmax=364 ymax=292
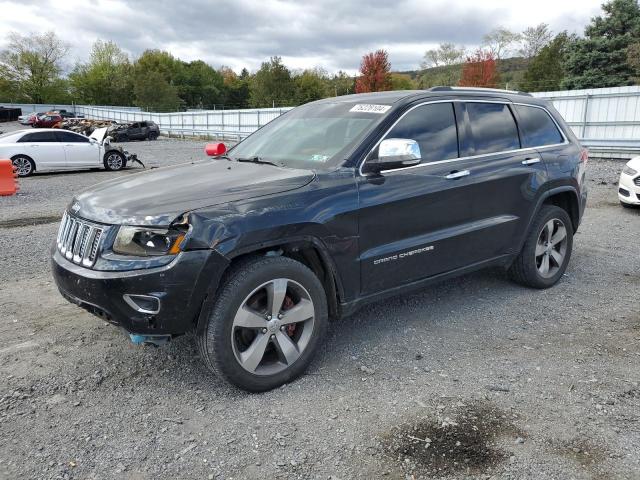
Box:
xmin=398 ymin=56 xmax=530 ymax=90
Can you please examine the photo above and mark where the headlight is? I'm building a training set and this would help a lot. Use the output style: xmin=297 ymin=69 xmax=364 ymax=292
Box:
xmin=113 ymin=226 xmax=186 ymax=256
xmin=623 ymin=165 xmax=638 ymax=176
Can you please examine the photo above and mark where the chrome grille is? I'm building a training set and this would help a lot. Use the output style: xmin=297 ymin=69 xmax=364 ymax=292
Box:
xmin=56 ymin=212 xmax=104 ymax=267
xmin=634 ymin=176 xmax=640 ymax=187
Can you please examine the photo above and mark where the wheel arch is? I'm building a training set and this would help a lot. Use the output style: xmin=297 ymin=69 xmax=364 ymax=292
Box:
xmin=10 ymin=153 xmax=36 ymax=171
xmin=195 ymin=236 xmax=344 ymax=335
xmin=225 ymin=236 xmax=344 ymax=321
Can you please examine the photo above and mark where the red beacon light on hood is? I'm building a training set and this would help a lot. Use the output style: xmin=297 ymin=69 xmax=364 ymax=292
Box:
xmin=205 ymin=142 xmax=227 ymax=157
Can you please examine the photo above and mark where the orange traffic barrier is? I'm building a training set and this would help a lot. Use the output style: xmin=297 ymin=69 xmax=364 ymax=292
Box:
xmin=0 ymin=159 xmax=19 ymax=196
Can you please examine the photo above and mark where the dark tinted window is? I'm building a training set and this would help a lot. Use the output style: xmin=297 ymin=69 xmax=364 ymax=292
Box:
xmin=465 ymin=103 xmax=520 ymax=155
xmin=385 ymin=102 xmax=458 ymax=163
xmin=514 ymin=105 xmax=563 ymax=147
xmin=18 ymin=131 xmax=58 ymax=143
xmin=56 ymin=131 xmax=89 ymax=143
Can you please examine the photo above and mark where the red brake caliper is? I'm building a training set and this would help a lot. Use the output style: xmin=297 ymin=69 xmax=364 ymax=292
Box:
xmin=282 ymin=296 xmax=296 ymax=336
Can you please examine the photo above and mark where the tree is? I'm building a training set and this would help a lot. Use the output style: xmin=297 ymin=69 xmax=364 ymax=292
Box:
xmin=176 ymin=60 xmax=224 ymax=109
xmin=422 ymin=43 xmax=466 ymax=68
xmin=69 ymin=40 xmax=133 ymax=106
xmin=329 ymin=71 xmax=354 ymax=96
xmin=249 ymin=56 xmax=295 ymax=107
xmin=294 ymin=68 xmax=329 ymax=104
xmin=219 ymin=67 xmax=250 ymax=108
xmin=390 ymin=73 xmax=416 ymax=90
xmin=0 ymin=31 xmax=69 ymax=103
xmin=482 ymin=27 xmax=521 ymax=59
xmin=520 ymin=23 xmax=553 ymax=58
xmin=521 ymin=32 xmax=572 ymax=91
xmin=355 ymin=49 xmax=392 ymax=93
xmin=459 ymin=50 xmax=500 ymax=87
xmin=563 ymin=0 xmax=640 ymax=89
xmin=133 ymin=70 xmax=181 ymax=112
xmin=629 ymin=41 xmax=640 ymax=79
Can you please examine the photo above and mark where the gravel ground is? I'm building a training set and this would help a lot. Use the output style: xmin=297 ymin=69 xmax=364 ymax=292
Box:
xmin=0 ymin=120 xmax=639 ymax=480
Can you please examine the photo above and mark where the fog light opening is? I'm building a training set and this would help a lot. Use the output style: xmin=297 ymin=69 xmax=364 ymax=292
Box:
xmin=123 ymin=294 xmax=161 ymax=314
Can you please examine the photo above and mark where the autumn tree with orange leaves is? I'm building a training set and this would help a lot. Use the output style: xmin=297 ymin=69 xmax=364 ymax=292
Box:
xmin=459 ymin=49 xmax=501 ymax=88
xmin=355 ymin=49 xmax=392 ymax=93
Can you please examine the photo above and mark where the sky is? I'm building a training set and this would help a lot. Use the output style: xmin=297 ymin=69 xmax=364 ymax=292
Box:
xmin=0 ymin=0 xmax=604 ymax=74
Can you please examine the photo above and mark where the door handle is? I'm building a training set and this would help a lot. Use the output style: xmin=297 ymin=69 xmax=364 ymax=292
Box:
xmin=445 ymin=170 xmax=470 ymax=179
xmin=64 ymin=144 xmax=73 ymax=146
xmin=522 ymin=157 xmax=541 ymax=165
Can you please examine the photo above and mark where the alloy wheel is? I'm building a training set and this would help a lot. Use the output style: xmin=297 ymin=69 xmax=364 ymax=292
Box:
xmin=535 ymin=218 xmax=567 ymax=278
xmin=231 ymin=278 xmax=315 ymax=376
xmin=106 ymin=153 xmax=123 ymax=170
xmin=12 ymin=157 xmax=32 ymax=176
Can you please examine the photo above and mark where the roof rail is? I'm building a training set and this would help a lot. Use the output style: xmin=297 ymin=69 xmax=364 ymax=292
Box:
xmin=428 ymin=86 xmax=533 ymax=97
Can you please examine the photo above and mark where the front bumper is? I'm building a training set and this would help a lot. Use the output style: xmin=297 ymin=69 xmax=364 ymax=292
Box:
xmin=52 ymin=248 xmax=228 ymax=335
xmin=618 ymin=174 xmax=640 ymax=205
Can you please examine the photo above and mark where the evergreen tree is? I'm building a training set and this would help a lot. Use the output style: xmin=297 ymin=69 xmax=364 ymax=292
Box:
xmin=521 ymin=33 xmax=572 ymax=92
xmin=563 ymin=0 xmax=640 ymax=89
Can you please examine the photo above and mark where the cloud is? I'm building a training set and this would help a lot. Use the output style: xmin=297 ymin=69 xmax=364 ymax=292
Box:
xmin=0 ymin=0 xmax=603 ymax=73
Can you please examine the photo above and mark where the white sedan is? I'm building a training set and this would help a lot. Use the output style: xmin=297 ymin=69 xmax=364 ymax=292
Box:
xmin=619 ymin=156 xmax=640 ymax=208
xmin=0 ymin=128 xmax=127 ymax=177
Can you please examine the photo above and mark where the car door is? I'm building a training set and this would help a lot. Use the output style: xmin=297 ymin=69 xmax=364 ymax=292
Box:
xmin=357 ymin=99 xmax=547 ymax=295
xmin=128 ymin=123 xmax=142 ymax=139
xmin=55 ymin=131 xmax=101 ymax=168
xmin=17 ymin=131 xmax=66 ymax=169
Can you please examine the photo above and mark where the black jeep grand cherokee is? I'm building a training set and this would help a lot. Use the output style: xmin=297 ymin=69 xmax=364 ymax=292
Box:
xmin=52 ymin=87 xmax=587 ymax=392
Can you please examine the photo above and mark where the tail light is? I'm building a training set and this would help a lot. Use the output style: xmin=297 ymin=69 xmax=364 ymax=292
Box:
xmin=580 ymin=148 xmax=589 ymax=164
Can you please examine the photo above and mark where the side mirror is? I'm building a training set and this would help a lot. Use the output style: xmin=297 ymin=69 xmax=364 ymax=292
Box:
xmin=363 ymin=138 xmax=421 ymax=174
xmin=205 ymin=142 xmax=227 ymax=157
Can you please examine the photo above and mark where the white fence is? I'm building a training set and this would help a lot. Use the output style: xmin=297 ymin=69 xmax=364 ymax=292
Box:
xmin=533 ymin=86 xmax=640 ymax=158
xmin=74 ymin=105 xmax=293 ymax=141
xmin=0 ymin=103 xmax=141 ymax=114
xmin=3 ymin=86 xmax=640 ymax=158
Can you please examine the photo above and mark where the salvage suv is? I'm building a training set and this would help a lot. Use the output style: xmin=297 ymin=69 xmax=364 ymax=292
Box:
xmin=52 ymin=88 xmax=587 ymax=392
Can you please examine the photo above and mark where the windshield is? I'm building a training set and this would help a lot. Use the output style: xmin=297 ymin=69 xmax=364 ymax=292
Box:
xmin=228 ymin=102 xmax=390 ymax=169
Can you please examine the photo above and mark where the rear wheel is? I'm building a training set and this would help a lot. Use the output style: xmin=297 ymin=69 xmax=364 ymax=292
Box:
xmin=197 ymin=256 xmax=328 ymax=392
xmin=103 ymin=151 xmax=126 ymax=171
xmin=12 ymin=155 xmax=35 ymax=177
xmin=509 ymin=205 xmax=573 ymax=289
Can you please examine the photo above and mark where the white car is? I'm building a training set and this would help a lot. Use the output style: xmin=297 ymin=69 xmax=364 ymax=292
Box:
xmin=0 ymin=128 xmax=127 ymax=177
xmin=619 ymin=156 xmax=640 ymax=208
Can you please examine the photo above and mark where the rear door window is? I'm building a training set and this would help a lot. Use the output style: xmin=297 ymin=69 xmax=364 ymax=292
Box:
xmin=385 ymin=102 xmax=458 ymax=163
xmin=464 ymin=102 xmax=520 ymax=156
xmin=514 ymin=105 xmax=564 ymax=147
xmin=56 ymin=131 xmax=90 ymax=143
xmin=18 ymin=132 xmax=59 ymax=143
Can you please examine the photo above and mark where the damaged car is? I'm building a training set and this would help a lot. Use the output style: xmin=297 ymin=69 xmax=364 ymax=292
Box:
xmin=0 ymin=127 xmax=136 ymax=177
xmin=52 ymin=88 xmax=587 ymax=392
xmin=111 ymin=121 xmax=160 ymax=142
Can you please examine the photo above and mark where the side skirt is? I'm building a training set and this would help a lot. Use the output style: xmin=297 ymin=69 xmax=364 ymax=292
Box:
xmin=339 ymin=254 xmax=514 ymax=318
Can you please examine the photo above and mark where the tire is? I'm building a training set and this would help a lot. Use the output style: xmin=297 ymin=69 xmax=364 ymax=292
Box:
xmin=620 ymin=200 xmax=639 ymax=209
xmin=148 ymin=131 xmax=158 ymax=140
xmin=197 ymin=256 xmax=328 ymax=392
xmin=11 ymin=155 xmax=35 ymax=177
xmin=509 ymin=205 xmax=574 ymax=289
xmin=103 ymin=151 xmax=126 ymax=171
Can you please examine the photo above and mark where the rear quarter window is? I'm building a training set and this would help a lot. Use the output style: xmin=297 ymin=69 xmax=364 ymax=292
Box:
xmin=514 ymin=105 xmax=564 ymax=147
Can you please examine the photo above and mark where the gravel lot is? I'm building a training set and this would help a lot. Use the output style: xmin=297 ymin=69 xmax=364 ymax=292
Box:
xmin=1 ymin=120 xmax=639 ymax=480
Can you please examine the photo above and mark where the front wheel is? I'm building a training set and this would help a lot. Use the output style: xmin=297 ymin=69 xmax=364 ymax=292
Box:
xmin=103 ymin=151 xmax=126 ymax=171
xmin=197 ymin=256 xmax=328 ymax=392
xmin=509 ymin=205 xmax=574 ymax=289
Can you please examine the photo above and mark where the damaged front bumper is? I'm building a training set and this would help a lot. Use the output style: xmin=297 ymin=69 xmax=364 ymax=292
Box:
xmin=51 ymin=247 xmax=228 ymax=335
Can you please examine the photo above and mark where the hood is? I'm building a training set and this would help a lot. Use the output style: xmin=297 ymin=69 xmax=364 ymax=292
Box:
xmin=72 ymin=160 xmax=315 ymax=226
xmin=90 ymin=127 xmax=110 ymax=144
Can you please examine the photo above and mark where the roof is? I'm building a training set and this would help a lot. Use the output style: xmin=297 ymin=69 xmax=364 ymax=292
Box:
xmin=317 ymin=86 xmax=541 ymax=106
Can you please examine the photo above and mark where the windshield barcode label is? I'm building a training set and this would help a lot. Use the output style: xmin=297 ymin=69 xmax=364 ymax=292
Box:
xmin=349 ymin=104 xmax=391 ymax=114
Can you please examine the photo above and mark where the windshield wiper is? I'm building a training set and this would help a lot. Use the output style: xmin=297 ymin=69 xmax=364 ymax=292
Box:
xmin=236 ymin=156 xmax=279 ymax=167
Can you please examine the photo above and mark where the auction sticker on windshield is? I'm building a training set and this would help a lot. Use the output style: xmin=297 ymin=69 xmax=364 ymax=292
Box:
xmin=349 ymin=104 xmax=391 ymax=114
